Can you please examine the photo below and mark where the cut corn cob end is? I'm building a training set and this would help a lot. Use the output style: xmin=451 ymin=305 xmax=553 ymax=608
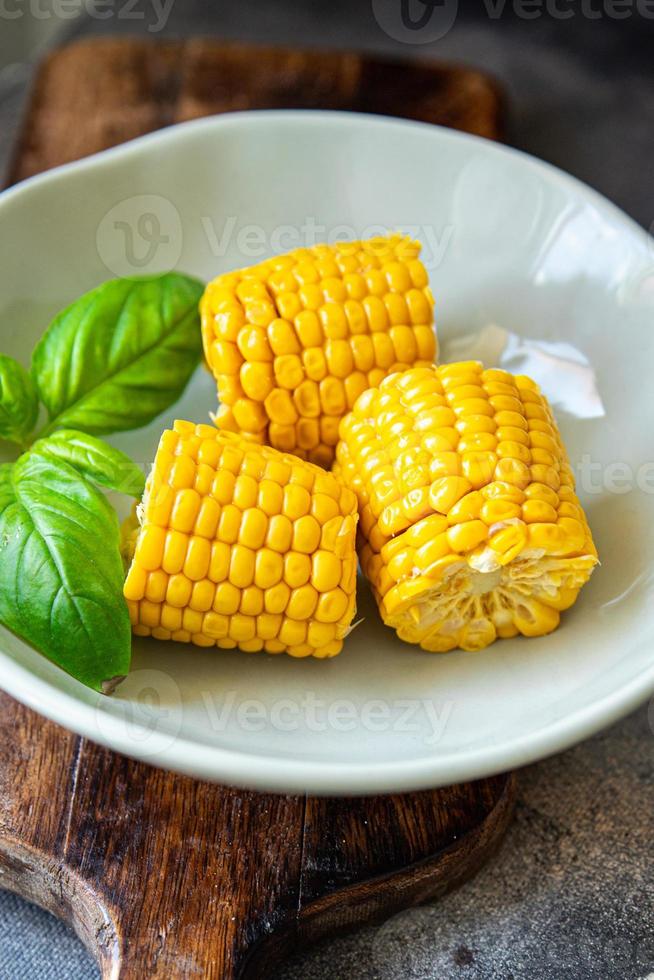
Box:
xmin=123 ymin=422 xmax=358 ymax=658
xmin=335 ymin=362 xmax=598 ymax=653
xmin=200 ymin=234 xmax=436 ymax=468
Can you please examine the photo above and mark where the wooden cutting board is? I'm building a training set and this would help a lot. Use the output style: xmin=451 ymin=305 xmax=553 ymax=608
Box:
xmin=0 ymin=38 xmax=513 ymax=979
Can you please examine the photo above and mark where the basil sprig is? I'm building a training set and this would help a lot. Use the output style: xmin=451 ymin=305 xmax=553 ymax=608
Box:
xmin=33 ymin=429 xmax=146 ymax=498
xmin=0 ymin=272 xmax=204 ymax=691
xmin=32 ymin=273 xmax=204 ymax=436
xmin=0 ymin=354 xmax=39 ymax=446
xmin=0 ymin=449 xmax=133 ymax=691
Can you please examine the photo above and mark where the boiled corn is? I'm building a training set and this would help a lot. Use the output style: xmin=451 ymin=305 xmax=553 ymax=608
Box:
xmin=124 ymin=422 xmax=358 ymax=658
xmin=200 ymin=234 xmax=436 ymax=468
xmin=334 ymin=362 xmax=598 ymax=653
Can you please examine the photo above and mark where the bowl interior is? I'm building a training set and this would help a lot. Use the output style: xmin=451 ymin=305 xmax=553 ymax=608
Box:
xmin=0 ymin=111 xmax=653 ymax=792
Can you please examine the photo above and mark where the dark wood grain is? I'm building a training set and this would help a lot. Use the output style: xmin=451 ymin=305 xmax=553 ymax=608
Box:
xmin=0 ymin=693 xmax=514 ymax=978
xmin=0 ymin=38 xmax=513 ymax=979
xmin=8 ymin=37 xmax=504 ymax=183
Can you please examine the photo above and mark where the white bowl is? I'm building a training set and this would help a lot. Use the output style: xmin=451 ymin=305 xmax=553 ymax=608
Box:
xmin=1 ymin=111 xmax=653 ymax=794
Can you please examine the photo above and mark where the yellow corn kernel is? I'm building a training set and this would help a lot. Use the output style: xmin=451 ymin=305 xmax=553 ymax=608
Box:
xmin=228 ymin=544 xmax=255 ymax=589
xmin=232 ymin=398 xmax=268 ymax=433
xmin=319 ymin=514 xmax=346 ymax=553
xmin=462 ymin=451 xmax=498 ymax=489
xmin=239 ymin=508 xmax=268 ymax=549
xmin=279 ymin=617 xmax=307 ymax=647
xmin=233 ymin=473 xmax=258 ymax=511
xmin=320 ymin=376 xmax=347 ymax=418
xmin=213 ymin=581 xmax=241 ymax=615
xmin=306 ymin=620 xmax=336 ymax=648
xmin=171 ymin=489 xmax=202 ymax=534
xmin=294 ymin=310 xmax=323 ymax=347
xmin=216 ymin=374 xmax=244 ymax=407
xmin=161 ymin=604 xmax=183 ymax=632
xmin=211 ymin=470 xmax=236 ymax=506
xmin=194 ymin=497 xmax=221 ymax=539
xmin=183 ymin=536 xmax=211 ymax=581
xmin=190 ymin=579 xmax=215 ymax=612
xmin=134 ymin=525 xmax=166 ymax=572
xmin=334 ymin=362 xmax=597 ymax=653
xmin=149 ymin=484 xmax=175 ymax=527
xmin=413 ymin=534 xmax=450 ymax=573
xmin=241 ymin=361 xmax=274 ymax=401
xmin=144 ymin=570 xmax=168 ymax=605
xmin=257 ymin=479 xmax=284 ymax=516
xmin=401 ymin=513 xmax=449 ymax=548
xmin=522 ymin=499 xmax=558 ymax=524
xmin=268 ymin=423 xmax=296 ymax=452
xmin=290 ymin=463 xmax=315 ymax=491
xmin=340 ymin=555 xmax=358 ymax=593
xmin=208 ymin=541 xmax=230 ymax=583
xmin=293 ymin=514 xmax=321 ymax=554
xmin=254 ymin=548 xmax=284 ymax=589
xmin=284 ymin=552 xmax=311 ymax=588
xmin=166 ymin=573 xmax=192 ymax=608
xmin=217 ymin=504 xmax=241 ymax=544
xmin=201 ymin=235 xmax=436 ymax=466
xmin=479 ymin=499 xmax=522 ymax=526
xmin=139 ymin=601 xmax=161 ymax=629
xmin=481 ymin=481 xmax=526 ymax=505
xmin=344 ymin=372 xmax=369 ymax=409
xmin=429 ymin=476 xmax=472 ymax=517
xmin=283 ymin=484 xmax=311 ymax=520
xmin=240 ymin=586 xmax=264 ymax=617
xmin=320 ymin=417 xmax=340 ymax=448
xmin=230 ymin=613 xmax=256 ymax=642
xmin=446 ymin=520 xmax=488 ymax=553
xmin=315 ymin=588 xmax=349 ymax=623
xmin=447 ymin=490 xmax=484 ymax=525
xmin=202 ymin=612 xmax=229 ymax=639
xmin=256 ymin=612 xmax=282 ymax=640
xmin=265 ymin=581 xmax=291 ymax=615
xmin=265 ymin=388 xmax=298 ymax=426
xmin=287 ymin=584 xmax=319 ymax=620
xmin=311 ymin=492 xmax=340 ymax=524
xmin=169 ymin=454 xmax=196 ymax=490
xmin=266 ymin=514 xmax=293 ymax=553
xmin=311 ymin=551 xmax=342 ymax=592
xmin=513 ymin=597 xmax=560 ymax=637
xmin=494 ymin=456 xmax=531 ymax=488
xmin=194 ymin=463 xmax=215 ymax=497
xmin=123 ymin=562 xmax=147 ymax=602
xmin=124 ymin=425 xmax=358 ymax=656
xmin=294 ymin=381 xmax=321 ymax=419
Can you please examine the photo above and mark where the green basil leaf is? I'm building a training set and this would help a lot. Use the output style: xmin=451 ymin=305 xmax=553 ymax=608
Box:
xmin=0 ymin=462 xmax=14 ymax=505
xmin=33 ymin=429 xmax=145 ymax=498
xmin=0 ymin=451 xmax=131 ymax=692
xmin=0 ymin=354 xmax=39 ymax=444
xmin=31 ymin=273 xmax=204 ymax=436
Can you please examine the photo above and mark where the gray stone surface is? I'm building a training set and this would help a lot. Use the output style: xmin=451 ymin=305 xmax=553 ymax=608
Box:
xmin=278 ymin=704 xmax=654 ymax=980
xmin=0 ymin=3 xmax=653 ymax=978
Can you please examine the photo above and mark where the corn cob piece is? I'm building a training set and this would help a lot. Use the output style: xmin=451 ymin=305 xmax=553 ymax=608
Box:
xmin=200 ymin=234 xmax=436 ymax=468
xmin=124 ymin=422 xmax=358 ymax=658
xmin=334 ymin=362 xmax=598 ymax=653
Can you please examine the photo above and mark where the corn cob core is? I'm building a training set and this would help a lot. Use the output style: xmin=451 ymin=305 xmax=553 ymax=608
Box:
xmin=200 ymin=234 xmax=436 ymax=468
xmin=334 ymin=362 xmax=598 ymax=653
xmin=124 ymin=422 xmax=358 ymax=658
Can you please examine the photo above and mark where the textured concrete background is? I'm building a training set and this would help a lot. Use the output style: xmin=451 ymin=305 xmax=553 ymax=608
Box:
xmin=0 ymin=2 xmax=653 ymax=978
